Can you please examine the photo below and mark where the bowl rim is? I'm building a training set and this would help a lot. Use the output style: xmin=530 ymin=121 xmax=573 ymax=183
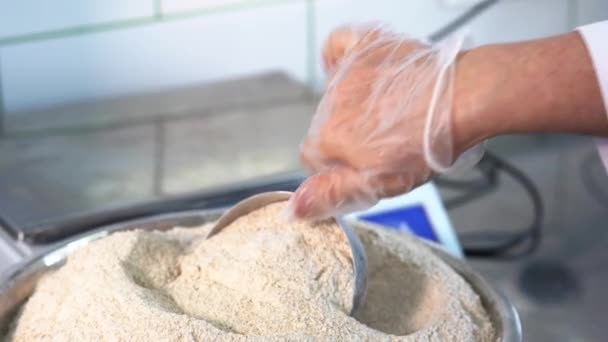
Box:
xmin=0 ymin=209 xmax=522 ymax=341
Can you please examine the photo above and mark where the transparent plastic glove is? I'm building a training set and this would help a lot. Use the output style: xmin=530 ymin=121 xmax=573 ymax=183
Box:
xmin=287 ymin=24 xmax=476 ymax=221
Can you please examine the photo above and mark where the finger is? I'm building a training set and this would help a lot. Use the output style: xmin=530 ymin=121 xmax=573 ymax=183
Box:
xmin=286 ymin=167 xmax=379 ymax=221
xmin=299 ymin=136 xmax=324 ymax=174
xmin=371 ymin=172 xmax=418 ymax=198
xmin=300 ymin=134 xmax=344 ymax=175
xmin=323 ymin=25 xmax=385 ymax=76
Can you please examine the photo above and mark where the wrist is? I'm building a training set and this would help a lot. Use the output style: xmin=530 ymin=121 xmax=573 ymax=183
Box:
xmin=451 ymin=45 xmax=505 ymax=157
xmin=451 ymin=31 xmax=608 ymax=154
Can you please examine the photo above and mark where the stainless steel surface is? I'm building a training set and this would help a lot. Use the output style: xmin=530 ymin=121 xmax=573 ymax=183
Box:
xmin=17 ymin=173 xmax=304 ymax=244
xmin=0 ymin=209 xmax=520 ymax=341
xmin=207 ymin=191 xmax=368 ymax=316
xmin=0 ymin=72 xmax=316 ymax=235
xmin=0 ymin=230 xmax=24 ymax=276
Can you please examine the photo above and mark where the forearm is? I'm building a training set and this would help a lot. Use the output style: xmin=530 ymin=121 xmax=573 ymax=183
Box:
xmin=453 ymin=31 xmax=608 ymax=152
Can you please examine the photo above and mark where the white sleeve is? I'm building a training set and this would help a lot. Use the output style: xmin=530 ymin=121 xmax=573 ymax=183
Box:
xmin=578 ymin=21 xmax=608 ymax=171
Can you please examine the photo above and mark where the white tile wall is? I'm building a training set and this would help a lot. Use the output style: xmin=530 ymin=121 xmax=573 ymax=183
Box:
xmin=314 ymin=0 xmax=464 ymax=42
xmin=311 ymin=0 xmax=466 ymax=88
xmin=0 ymin=0 xmax=154 ymax=40
xmin=1 ymin=0 xmax=595 ymax=114
xmin=311 ymin=0 xmax=570 ymax=88
xmin=162 ymin=0 xmax=291 ymax=14
xmin=1 ymin=2 xmax=307 ymax=113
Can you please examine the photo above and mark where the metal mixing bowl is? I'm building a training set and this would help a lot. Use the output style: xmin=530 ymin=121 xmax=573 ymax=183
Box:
xmin=0 ymin=209 xmax=522 ymax=341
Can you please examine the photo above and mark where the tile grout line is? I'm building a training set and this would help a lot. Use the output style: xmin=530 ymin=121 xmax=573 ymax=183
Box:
xmin=154 ymin=0 xmax=164 ymax=20
xmin=3 ymin=94 xmax=318 ymax=139
xmin=0 ymin=52 xmax=4 ymax=137
xmin=305 ymin=0 xmax=317 ymax=89
xmin=566 ymin=0 xmax=579 ymax=30
xmin=0 ymin=0 xmax=293 ymax=47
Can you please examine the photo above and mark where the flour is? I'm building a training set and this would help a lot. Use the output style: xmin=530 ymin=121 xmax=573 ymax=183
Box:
xmin=7 ymin=201 xmax=495 ymax=341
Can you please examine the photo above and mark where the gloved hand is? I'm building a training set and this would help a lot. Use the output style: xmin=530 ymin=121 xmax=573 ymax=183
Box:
xmin=287 ymin=24 xmax=476 ymax=221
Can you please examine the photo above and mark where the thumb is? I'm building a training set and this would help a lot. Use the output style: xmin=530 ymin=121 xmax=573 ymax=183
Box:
xmin=286 ymin=167 xmax=379 ymax=221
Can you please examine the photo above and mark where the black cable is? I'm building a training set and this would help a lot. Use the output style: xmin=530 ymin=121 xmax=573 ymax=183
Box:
xmin=443 ymin=184 xmax=494 ymax=209
xmin=441 ymin=151 xmax=544 ymax=259
xmin=436 ymin=154 xmax=499 ymax=208
xmin=435 ymin=158 xmax=497 ymax=191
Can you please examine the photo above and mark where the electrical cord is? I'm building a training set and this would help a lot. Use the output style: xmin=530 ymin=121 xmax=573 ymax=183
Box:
xmin=435 ymin=155 xmax=499 ymax=208
xmin=428 ymin=0 xmax=500 ymax=42
xmin=437 ymin=151 xmax=544 ymax=259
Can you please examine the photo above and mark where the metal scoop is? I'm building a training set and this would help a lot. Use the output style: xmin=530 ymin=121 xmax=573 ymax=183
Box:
xmin=206 ymin=191 xmax=368 ymax=315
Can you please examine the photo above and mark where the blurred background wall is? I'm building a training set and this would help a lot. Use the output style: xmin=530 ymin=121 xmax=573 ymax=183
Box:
xmin=1 ymin=0 xmax=607 ymax=115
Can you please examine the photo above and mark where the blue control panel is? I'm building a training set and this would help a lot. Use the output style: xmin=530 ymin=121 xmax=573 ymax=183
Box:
xmin=358 ymin=205 xmax=439 ymax=243
xmin=346 ymin=182 xmax=463 ymax=257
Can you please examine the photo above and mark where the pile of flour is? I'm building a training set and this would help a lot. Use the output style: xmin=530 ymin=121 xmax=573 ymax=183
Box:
xmin=7 ymin=202 xmax=495 ymax=341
